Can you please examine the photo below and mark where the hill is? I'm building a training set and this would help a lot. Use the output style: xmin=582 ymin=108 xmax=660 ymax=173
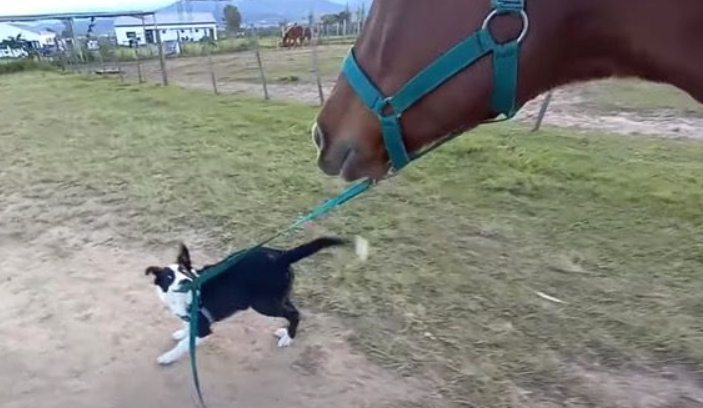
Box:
xmin=157 ymin=0 xmax=347 ymax=26
xmin=14 ymin=0 xmax=360 ymax=37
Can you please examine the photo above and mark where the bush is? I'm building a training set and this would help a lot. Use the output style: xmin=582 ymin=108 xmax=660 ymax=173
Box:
xmin=0 ymin=59 xmax=61 ymax=75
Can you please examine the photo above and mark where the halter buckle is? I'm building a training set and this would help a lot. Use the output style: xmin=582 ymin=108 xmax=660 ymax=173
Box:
xmin=481 ymin=9 xmax=530 ymax=44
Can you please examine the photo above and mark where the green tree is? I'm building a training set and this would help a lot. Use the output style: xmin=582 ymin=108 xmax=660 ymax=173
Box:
xmin=223 ymin=5 xmax=242 ymax=34
xmin=320 ymin=14 xmax=339 ymax=25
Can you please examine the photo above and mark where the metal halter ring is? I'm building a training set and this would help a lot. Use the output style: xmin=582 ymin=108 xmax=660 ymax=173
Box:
xmin=481 ymin=9 xmax=530 ymax=44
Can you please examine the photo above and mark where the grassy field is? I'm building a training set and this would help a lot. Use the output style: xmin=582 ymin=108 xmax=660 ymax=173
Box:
xmin=2 ymin=72 xmax=703 ymax=407
xmin=113 ymin=40 xmax=703 ymax=116
xmin=580 ymin=78 xmax=703 ymax=117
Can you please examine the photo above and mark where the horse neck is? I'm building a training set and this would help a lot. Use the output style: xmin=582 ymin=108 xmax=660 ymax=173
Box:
xmin=531 ymin=0 xmax=703 ymax=103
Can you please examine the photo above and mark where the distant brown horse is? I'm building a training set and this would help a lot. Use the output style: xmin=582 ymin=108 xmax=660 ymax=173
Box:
xmin=313 ymin=0 xmax=703 ymax=181
xmin=282 ymin=25 xmax=312 ymax=48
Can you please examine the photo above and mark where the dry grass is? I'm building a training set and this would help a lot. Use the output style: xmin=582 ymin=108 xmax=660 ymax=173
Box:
xmin=2 ymin=72 xmax=703 ymax=407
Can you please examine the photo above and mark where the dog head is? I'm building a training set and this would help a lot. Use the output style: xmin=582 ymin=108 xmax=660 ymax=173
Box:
xmin=145 ymin=243 xmax=198 ymax=319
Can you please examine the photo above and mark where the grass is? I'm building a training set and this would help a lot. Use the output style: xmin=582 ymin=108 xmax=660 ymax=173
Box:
xmin=2 ymin=72 xmax=703 ymax=407
xmin=0 ymin=58 xmax=61 ymax=75
xmin=579 ymin=78 xmax=703 ymax=116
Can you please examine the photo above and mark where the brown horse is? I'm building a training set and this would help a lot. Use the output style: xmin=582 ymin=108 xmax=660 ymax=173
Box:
xmin=282 ymin=25 xmax=312 ymax=47
xmin=313 ymin=0 xmax=703 ymax=181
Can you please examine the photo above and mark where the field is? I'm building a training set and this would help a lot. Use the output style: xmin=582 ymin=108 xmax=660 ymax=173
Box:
xmin=1 ymin=69 xmax=703 ymax=408
xmin=108 ymin=43 xmax=703 ymax=140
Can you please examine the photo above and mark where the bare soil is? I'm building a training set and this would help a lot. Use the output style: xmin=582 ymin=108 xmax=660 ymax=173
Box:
xmin=0 ymin=189 xmax=428 ymax=408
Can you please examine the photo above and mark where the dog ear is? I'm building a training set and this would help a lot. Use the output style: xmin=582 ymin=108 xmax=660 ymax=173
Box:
xmin=177 ymin=243 xmax=192 ymax=271
xmin=145 ymin=266 xmax=163 ymax=277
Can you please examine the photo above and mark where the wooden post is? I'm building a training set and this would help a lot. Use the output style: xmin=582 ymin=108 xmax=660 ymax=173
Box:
xmin=153 ymin=13 xmax=169 ymax=86
xmin=532 ymin=91 xmax=554 ymax=132
xmin=117 ymin=59 xmax=125 ymax=82
xmin=97 ymin=48 xmax=105 ymax=74
xmin=252 ymin=27 xmax=269 ymax=100
xmin=136 ymin=16 xmax=146 ymax=83
xmin=206 ymin=42 xmax=218 ymax=94
xmin=69 ymin=18 xmax=84 ymax=63
xmin=309 ymin=13 xmax=324 ymax=105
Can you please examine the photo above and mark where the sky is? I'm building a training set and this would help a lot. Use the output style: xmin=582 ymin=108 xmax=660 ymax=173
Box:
xmin=0 ymin=0 xmax=176 ymax=16
xmin=0 ymin=0 xmax=351 ymax=17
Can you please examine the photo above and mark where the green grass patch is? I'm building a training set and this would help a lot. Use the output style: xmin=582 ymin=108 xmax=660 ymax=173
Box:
xmin=580 ymin=78 xmax=703 ymax=116
xmin=1 ymin=72 xmax=702 ymax=407
xmin=0 ymin=58 xmax=61 ymax=75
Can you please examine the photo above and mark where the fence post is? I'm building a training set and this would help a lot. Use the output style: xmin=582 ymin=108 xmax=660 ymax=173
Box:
xmin=252 ymin=27 xmax=269 ymax=100
xmin=153 ymin=13 xmax=169 ymax=86
xmin=136 ymin=16 xmax=146 ymax=83
xmin=206 ymin=42 xmax=219 ymax=95
xmin=532 ymin=90 xmax=554 ymax=132
xmin=310 ymin=24 xmax=325 ymax=105
xmin=117 ymin=59 xmax=125 ymax=82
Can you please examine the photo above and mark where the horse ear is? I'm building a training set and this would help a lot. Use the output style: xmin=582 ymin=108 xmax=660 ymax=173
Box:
xmin=177 ymin=243 xmax=192 ymax=271
xmin=145 ymin=266 xmax=162 ymax=276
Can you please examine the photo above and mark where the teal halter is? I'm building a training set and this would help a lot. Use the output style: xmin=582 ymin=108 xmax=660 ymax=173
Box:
xmin=341 ymin=0 xmax=529 ymax=172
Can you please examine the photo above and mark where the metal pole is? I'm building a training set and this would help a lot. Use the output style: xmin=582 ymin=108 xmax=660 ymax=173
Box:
xmin=532 ymin=91 xmax=554 ymax=132
xmin=153 ymin=13 xmax=169 ymax=86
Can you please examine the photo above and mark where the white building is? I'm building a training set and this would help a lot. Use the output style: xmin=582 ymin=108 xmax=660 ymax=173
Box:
xmin=114 ymin=12 xmax=217 ymax=46
xmin=0 ymin=23 xmax=57 ymax=48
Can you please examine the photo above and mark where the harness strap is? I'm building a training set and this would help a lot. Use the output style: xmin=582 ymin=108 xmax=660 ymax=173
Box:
xmin=389 ymin=32 xmax=491 ymax=114
xmin=200 ymin=307 xmax=215 ymax=325
xmin=341 ymin=0 xmax=528 ymax=172
xmin=493 ymin=0 xmax=525 ymax=12
xmin=342 ymin=54 xmax=384 ymax=112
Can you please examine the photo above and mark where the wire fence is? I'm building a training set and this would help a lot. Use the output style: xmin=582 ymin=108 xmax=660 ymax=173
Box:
xmin=52 ymin=24 xmax=357 ymax=107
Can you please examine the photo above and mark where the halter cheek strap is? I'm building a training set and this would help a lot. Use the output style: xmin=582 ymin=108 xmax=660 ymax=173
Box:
xmin=342 ymin=0 xmax=529 ymax=172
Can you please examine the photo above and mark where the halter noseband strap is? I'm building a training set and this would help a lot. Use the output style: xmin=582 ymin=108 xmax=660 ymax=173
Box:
xmin=342 ymin=0 xmax=529 ymax=172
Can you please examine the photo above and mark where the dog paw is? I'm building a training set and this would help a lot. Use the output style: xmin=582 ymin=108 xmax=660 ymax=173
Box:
xmin=172 ymin=329 xmax=187 ymax=341
xmin=157 ymin=353 xmax=178 ymax=366
xmin=277 ymin=334 xmax=292 ymax=348
xmin=274 ymin=328 xmax=288 ymax=339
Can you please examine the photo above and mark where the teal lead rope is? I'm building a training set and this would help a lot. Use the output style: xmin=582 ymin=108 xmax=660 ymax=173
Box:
xmin=177 ymin=177 xmax=373 ymax=407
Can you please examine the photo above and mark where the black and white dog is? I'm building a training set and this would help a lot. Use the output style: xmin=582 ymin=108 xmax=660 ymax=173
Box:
xmin=145 ymin=236 xmax=353 ymax=365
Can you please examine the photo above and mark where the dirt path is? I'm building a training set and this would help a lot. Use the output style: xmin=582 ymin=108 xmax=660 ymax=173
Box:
xmin=517 ymin=87 xmax=703 ymax=140
xmin=0 ymin=189 xmax=428 ymax=408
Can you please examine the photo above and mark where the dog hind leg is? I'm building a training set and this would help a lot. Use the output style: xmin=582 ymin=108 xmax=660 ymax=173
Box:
xmin=252 ymin=297 xmax=300 ymax=348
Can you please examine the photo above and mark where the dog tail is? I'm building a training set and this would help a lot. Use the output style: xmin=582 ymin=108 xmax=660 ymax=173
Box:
xmin=276 ymin=237 xmax=348 ymax=266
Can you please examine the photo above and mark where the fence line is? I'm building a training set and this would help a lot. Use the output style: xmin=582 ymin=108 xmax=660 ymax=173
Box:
xmin=42 ymin=20 xmax=365 ymax=103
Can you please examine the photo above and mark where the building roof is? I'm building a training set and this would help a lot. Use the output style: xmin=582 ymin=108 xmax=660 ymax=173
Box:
xmin=114 ymin=12 xmax=216 ymax=27
xmin=0 ymin=22 xmax=55 ymax=40
xmin=6 ymin=23 xmax=54 ymax=35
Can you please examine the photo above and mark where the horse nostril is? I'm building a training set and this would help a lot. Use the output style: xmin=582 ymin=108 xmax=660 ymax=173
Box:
xmin=312 ymin=123 xmax=324 ymax=150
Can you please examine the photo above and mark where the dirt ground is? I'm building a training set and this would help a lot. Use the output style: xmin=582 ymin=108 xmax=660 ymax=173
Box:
xmin=0 ymin=189 xmax=429 ymax=408
xmin=3 ymin=190 xmax=702 ymax=408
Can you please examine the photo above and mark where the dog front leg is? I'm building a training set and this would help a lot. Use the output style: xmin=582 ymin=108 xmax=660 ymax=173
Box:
xmin=172 ymin=321 xmax=189 ymax=341
xmin=158 ymin=336 xmax=203 ymax=365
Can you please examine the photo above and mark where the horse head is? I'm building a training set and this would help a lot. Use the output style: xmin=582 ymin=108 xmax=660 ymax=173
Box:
xmin=312 ymin=0 xmax=703 ymax=181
